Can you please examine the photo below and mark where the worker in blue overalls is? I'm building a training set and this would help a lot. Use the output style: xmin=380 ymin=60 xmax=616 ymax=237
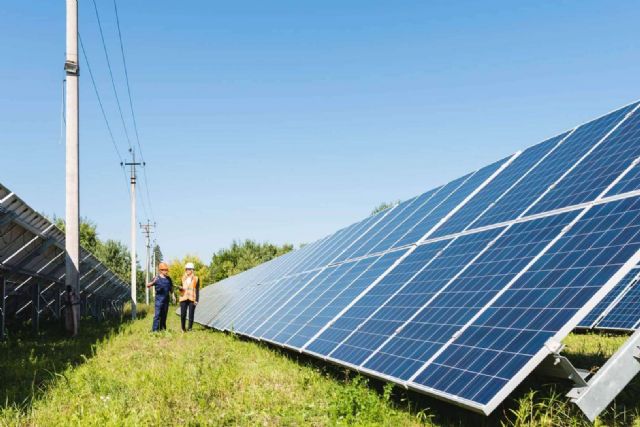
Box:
xmin=147 ymin=262 xmax=173 ymax=331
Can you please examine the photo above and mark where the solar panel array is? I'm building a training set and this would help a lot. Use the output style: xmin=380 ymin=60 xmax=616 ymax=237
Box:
xmin=195 ymin=100 xmax=640 ymax=415
xmin=0 ymin=182 xmax=128 ymax=334
xmin=579 ymin=266 xmax=640 ymax=330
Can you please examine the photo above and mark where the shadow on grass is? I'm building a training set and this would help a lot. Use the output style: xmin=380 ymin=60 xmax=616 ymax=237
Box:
xmin=0 ymin=307 xmax=147 ymax=410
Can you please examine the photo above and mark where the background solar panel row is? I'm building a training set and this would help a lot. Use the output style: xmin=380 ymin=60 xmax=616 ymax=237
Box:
xmin=0 ymin=182 xmax=129 ymax=329
xmin=195 ymin=100 xmax=640 ymax=414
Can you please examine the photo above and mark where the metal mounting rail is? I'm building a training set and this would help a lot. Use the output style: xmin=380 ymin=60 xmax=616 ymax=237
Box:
xmin=568 ymin=328 xmax=640 ymax=421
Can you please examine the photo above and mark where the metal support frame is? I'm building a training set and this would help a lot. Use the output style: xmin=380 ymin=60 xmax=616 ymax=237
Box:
xmin=1 ymin=276 xmax=5 ymax=340
xmin=32 ymin=281 xmax=40 ymax=333
xmin=568 ymin=327 xmax=640 ymax=421
xmin=535 ymin=340 xmax=590 ymax=387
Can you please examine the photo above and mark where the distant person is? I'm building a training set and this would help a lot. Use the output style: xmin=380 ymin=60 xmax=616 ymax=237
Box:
xmin=147 ymin=262 xmax=173 ymax=331
xmin=64 ymin=285 xmax=80 ymax=337
xmin=178 ymin=262 xmax=200 ymax=332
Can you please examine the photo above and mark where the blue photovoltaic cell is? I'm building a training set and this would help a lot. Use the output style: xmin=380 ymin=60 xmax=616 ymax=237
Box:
xmin=200 ymin=276 xmax=252 ymax=328
xmin=199 ymin=285 xmax=243 ymax=326
xmin=432 ymin=134 xmax=566 ymax=238
xmin=286 ymin=232 xmax=349 ymax=276
xmin=346 ymin=189 xmax=448 ymax=260
xmin=472 ymin=103 xmax=638 ymax=228
xmin=412 ymin=196 xmax=640 ymax=406
xmin=578 ymin=268 xmax=639 ymax=328
xmin=306 ymin=240 xmax=451 ymax=357
xmin=287 ymin=251 xmax=404 ymax=348
xmin=262 ymin=257 xmax=381 ymax=344
xmin=211 ymin=280 xmax=280 ymax=331
xmin=363 ymin=211 xmax=577 ymax=380
xmin=604 ymin=107 xmax=640 ymax=196
xmin=256 ymin=265 xmax=341 ymax=340
xmin=299 ymin=210 xmax=387 ymax=272
xmin=365 ymin=176 xmax=471 ymax=255
xmin=327 ymin=228 xmax=504 ymax=367
xmin=264 ymin=238 xmax=326 ymax=280
xmin=530 ymin=103 xmax=640 ymax=214
xmin=333 ymin=194 xmax=429 ymax=263
xmin=263 ymin=251 xmax=404 ymax=347
xmin=597 ymin=270 xmax=640 ymax=330
xmin=391 ymin=158 xmax=508 ymax=249
xmin=234 ymin=272 xmax=318 ymax=334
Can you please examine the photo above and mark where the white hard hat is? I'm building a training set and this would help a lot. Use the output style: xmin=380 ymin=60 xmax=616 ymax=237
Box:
xmin=185 ymin=262 xmax=195 ymax=270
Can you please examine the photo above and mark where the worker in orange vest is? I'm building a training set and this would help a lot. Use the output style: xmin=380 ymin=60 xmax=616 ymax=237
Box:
xmin=178 ymin=262 xmax=199 ymax=331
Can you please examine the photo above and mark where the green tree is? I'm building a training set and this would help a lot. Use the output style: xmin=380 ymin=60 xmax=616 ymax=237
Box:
xmin=153 ymin=244 xmax=163 ymax=264
xmin=96 ymin=239 xmax=130 ymax=279
xmin=370 ymin=201 xmax=399 ymax=216
xmin=210 ymin=239 xmax=294 ymax=283
xmin=54 ymin=217 xmax=100 ymax=254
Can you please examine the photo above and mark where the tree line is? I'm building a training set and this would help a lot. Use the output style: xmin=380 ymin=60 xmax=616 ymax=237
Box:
xmin=61 ymin=200 xmax=397 ymax=297
xmin=55 ymin=217 xmax=293 ymax=297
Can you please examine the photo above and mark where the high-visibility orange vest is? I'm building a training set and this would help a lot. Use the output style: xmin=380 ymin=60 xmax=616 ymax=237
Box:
xmin=179 ymin=274 xmax=199 ymax=302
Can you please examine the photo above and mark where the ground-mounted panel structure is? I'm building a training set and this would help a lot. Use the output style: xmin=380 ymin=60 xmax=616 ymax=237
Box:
xmin=196 ymin=101 xmax=640 ymax=419
xmin=0 ymin=183 xmax=129 ymax=338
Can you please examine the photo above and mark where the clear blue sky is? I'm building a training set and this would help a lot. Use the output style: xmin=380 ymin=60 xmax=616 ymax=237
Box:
xmin=2 ymin=1 xmax=639 ymax=262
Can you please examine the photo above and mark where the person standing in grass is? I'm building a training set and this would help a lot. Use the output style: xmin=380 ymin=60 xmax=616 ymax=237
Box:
xmin=178 ymin=262 xmax=199 ymax=332
xmin=147 ymin=262 xmax=173 ymax=331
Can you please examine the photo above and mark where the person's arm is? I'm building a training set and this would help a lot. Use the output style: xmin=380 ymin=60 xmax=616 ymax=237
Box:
xmin=195 ymin=277 xmax=200 ymax=303
xmin=146 ymin=276 xmax=158 ymax=288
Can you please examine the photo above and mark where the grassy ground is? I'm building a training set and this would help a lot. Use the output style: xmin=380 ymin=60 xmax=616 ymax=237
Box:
xmin=1 ymin=310 xmax=640 ymax=426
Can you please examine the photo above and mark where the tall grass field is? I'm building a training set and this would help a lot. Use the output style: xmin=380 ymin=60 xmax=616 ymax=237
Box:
xmin=1 ymin=308 xmax=639 ymax=426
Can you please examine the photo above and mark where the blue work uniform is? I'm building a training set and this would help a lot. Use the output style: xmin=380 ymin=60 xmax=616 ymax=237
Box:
xmin=151 ymin=275 xmax=173 ymax=331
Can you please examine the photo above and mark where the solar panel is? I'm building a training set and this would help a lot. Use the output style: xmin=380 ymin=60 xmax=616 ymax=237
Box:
xmin=595 ymin=269 xmax=640 ymax=330
xmin=362 ymin=212 xmax=578 ymax=381
xmin=578 ymin=267 xmax=640 ymax=331
xmin=194 ymin=100 xmax=640 ymax=418
xmin=411 ymin=196 xmax=640 ymax=409
xmin=578 ymin=267 xmax=639 ymax=329
xmin=0 ymin=183 xmax=128 ymax=331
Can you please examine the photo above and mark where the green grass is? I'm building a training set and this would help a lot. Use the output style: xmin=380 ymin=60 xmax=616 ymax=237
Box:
xmin=0 ymin=310 xmax=426 ymax=426
xmin=2 ymin=313 xmax=640 ymax=426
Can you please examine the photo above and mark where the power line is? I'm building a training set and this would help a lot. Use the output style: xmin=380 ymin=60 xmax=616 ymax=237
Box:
xmin=139 ymin=169 xmax=156 ymax=223
xmin=112 ymin=0 xmax=143 ymax=162
xmin=90 ymin=0 xmax=133 ymax=153
xmin=112 ymin=0 xmax=157 ymax=224
xmin=79 ymin=34 xmax=130 ymax=197
xmin=79 ymin=34 xmax=124 ymax=164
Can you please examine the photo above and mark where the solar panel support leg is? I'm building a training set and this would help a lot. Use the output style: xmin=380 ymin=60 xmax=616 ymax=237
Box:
xmin=1 ymin=276 xmax=5 ymax=341
xmin=567 ymin=328 xmax=640 ymax=422
xmin=58 ymin=290 xmax=63 ymax=320
xmin=32 ymin=282 xmax=40 ymax=333
xmin=536 ymin=353 xmax=589 ymax=387
xmin=52 ymin=289 xmax=60 ymax=320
